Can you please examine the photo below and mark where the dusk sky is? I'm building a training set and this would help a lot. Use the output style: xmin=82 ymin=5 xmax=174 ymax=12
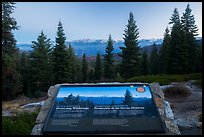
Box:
xmin=57 ymin=86 xmax=152 ymax=98
xmin=13 ymin=2 xmax=202 ymax=44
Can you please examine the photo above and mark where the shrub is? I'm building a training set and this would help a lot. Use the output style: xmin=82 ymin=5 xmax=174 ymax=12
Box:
xmin=163 ymin=85 xmax=191 ymax=98
xmin=2 ymin=112 xmax=38 ymax=135
xmin=126 ymin=73 xmax=202 ymax=86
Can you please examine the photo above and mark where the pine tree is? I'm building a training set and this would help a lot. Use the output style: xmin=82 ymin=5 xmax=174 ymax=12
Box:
xmin=120 ymin=12 xmax=141 ymax=78
xmin=104 ymin=35 xmax=114 ymax=79
xmin=52 ymin=21 xmax=69 ymax=84
xmin=149 ymin=43 xmax=160 ymax=74
xmin=181 ymin=4 xmax=199 ymax=73
xmin=122 ymin=90 xmax=134 ymax=106
xmin=167 ymin=8 xmax=188 ymax=74
xmin=76 ymin=61 xmax=83 ymax=82
xmin=82 ymin=54 xmax=88 ymax=82
xmin=19 ymin=52 xmax=29 ymax=96
xmin=88 ymin=68 xmax=95 ymax=82
xmin=28 ymin=31 xmax=53 ymax=97
xmin=141 ymin=50 xmax=148 ymax=75
xmin=95 ymin=53 xmax=102 ymax=80
xmin=194 ymin=44 xmax=202 ymax=73
xmin=67 ymin=44 xmax=76 ymax=82
xmin=160 ymin=27 xmax=171 ymax=73
xmin=181 ymin=4 xmax=199 ymax=36
xmin=2 ymin=2 xmax=21 ymax=100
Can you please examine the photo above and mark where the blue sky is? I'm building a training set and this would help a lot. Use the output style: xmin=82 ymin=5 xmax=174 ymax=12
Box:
xmin=12 ymin=2 xmax=202 ymax=44
xmin=57 ymin=86 xmax=152 ymax=98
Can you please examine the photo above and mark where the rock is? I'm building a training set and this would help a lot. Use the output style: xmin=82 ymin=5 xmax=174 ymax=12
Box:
xmin=165 ymin=120 xmax=181 ymax=135
xmin=175 ymin=117 xmax=202 ymax=129
xmin=31 ymin=123 xmax=44 ymax=135
xmin=154 ymin=97 xmax=164 ymax=109
xmin=160 ymin=85 xmax=174 ymax=90
xmin=21 ymin=101 xmax=44 ymax=109
xmin=32 ymin=85 xmax=60 ymax=134
xmin=164 ymin=101 xmax=174 ymax=120
xmin=158 ymin=108 xmax=164 ymax=116
xmin=148 ymin=83 xmax=180 ymax=135
xmin=150 ymin=83 xmax=164 ymax=98
xmin=36 ymin=97 xmax=53 ymax=124
xmin=47 ymin=86 xmax=56 ymax=97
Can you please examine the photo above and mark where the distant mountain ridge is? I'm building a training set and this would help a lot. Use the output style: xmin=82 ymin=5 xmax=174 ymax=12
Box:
xmin=16 ymin=37 xmax=202 ymax=57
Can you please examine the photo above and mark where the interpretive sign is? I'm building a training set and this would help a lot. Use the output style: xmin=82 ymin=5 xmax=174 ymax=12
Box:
xmin=43 ymin=83 xmax=165 ymax=134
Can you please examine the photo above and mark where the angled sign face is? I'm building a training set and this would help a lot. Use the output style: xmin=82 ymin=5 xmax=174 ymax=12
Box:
xmin=43 ymin=84 xmax=165 ymax=134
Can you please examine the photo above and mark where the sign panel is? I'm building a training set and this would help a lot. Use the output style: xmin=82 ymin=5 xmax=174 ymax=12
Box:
xmin=43 ymin=84 xmax=165 ymax=134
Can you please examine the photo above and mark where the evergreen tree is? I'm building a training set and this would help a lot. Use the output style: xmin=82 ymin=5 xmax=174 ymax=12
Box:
xmin=122 ymin=90 xmax=134 ymax=106
xmin=181 ymin=4 xmax=199 ymax=73
xmin=95 ymin=53 xmax=102 ymax=80
xmin=82 ymin=54 xmax=88 ymax=82
xmin=52 ymin=21 xmax=69 ymax=84
xmin=120 ymin=12 xmax=141 ymax=78
xmin=28 ymin=31 xmax=53 ymax=97
xmin=76 ymin=61 xmax=83 ymax=82
xmin=67 ymin=44 xmax=76 ymax=82
xmin=194 ymin=44 xmax=202 ymax=73
xmin=160 ymin=27 xmax=171 ymax=73
xmin=2 ymin=2 xmax=21 ymax=100
xmin=115 ymin=72 xmax=123 ymax=82
xmin=104 ymin=35 xmax=114 ymax=79
xmin=149 ymin=43 xmax=160 ymax=74
xmin=181 ymin=4 xmax=199 ymax=36
xmin=141 ymin=50 xmax=148 ymax=75
xmin=19 ymin=52 xmax=29 ymax=96
xmin=167 ymin=8 xmax=188 ymax=74
xmin=88 ymin=68 xmax=95 ymax=82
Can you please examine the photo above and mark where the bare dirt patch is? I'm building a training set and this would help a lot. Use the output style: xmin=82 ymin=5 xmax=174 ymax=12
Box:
xmin=2 ymin=95 xmax=47 ymax=116
xmin=163 ymin=81 xmax=202 ymax=135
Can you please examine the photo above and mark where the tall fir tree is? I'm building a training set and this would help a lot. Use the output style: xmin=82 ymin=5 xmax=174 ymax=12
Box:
xmin=194 ymin=44 xmax=202 ymax=73
xmin=67 ymin=44 xmax=76 ymax=82
xmin=148 ymin=43 xmax=160 ymax=74
xmin=52 ymin=21 xmax=69 ymax=84
xmin=160 ymin=27 xmax=171 ymax=74
xmin=122 ymin=90 xmax=134 ymax=107
xmin=95 ymin=53 xmax=102 ymax=80
xmin=2 ymin=2 xmax=21 ymax=100
xmin=141 ymin=50 xmax=148 ymax=75
xmin=82 ymin=54 xmax=88 ymax=82
xmin=167 ymin=8 xmax=188 ymax=74
xmin=28 ymin=31 xmax=53 ymax=97
xmin=75 ymin=60 xmax=82 ymax=82
xmin=88 ymin=68 xmax=95 ymax=82
xmin=181 ymin=4 xmax=199 ymax=73
xmin=19 ymin=52 xmax=29 ymax=96
xmin=120 ymin=12 xmax=141 ymax=78
xmin=104 ymin=35 xmax=114 ymax=79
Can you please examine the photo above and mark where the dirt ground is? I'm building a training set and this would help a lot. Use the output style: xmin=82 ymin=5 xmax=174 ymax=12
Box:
xmin=164 ymin=81 xmax=202 ymax=135
xmin=2 ymin=95 xmax=47 ymax=116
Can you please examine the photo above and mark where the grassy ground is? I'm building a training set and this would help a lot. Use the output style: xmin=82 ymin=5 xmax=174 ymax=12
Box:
xmin=127 ymin=73 xmax=202 ymax=85
xmin=2 ymin=112 xmax=38 ymax=135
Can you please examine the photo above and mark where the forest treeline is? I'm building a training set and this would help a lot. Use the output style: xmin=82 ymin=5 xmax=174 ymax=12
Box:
xmin=2 ymin=2 xmax=202 ymax=100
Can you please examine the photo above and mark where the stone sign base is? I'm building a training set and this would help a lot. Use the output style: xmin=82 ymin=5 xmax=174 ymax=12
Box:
xmin=31 ymin=83 xmax=180 ymax=135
